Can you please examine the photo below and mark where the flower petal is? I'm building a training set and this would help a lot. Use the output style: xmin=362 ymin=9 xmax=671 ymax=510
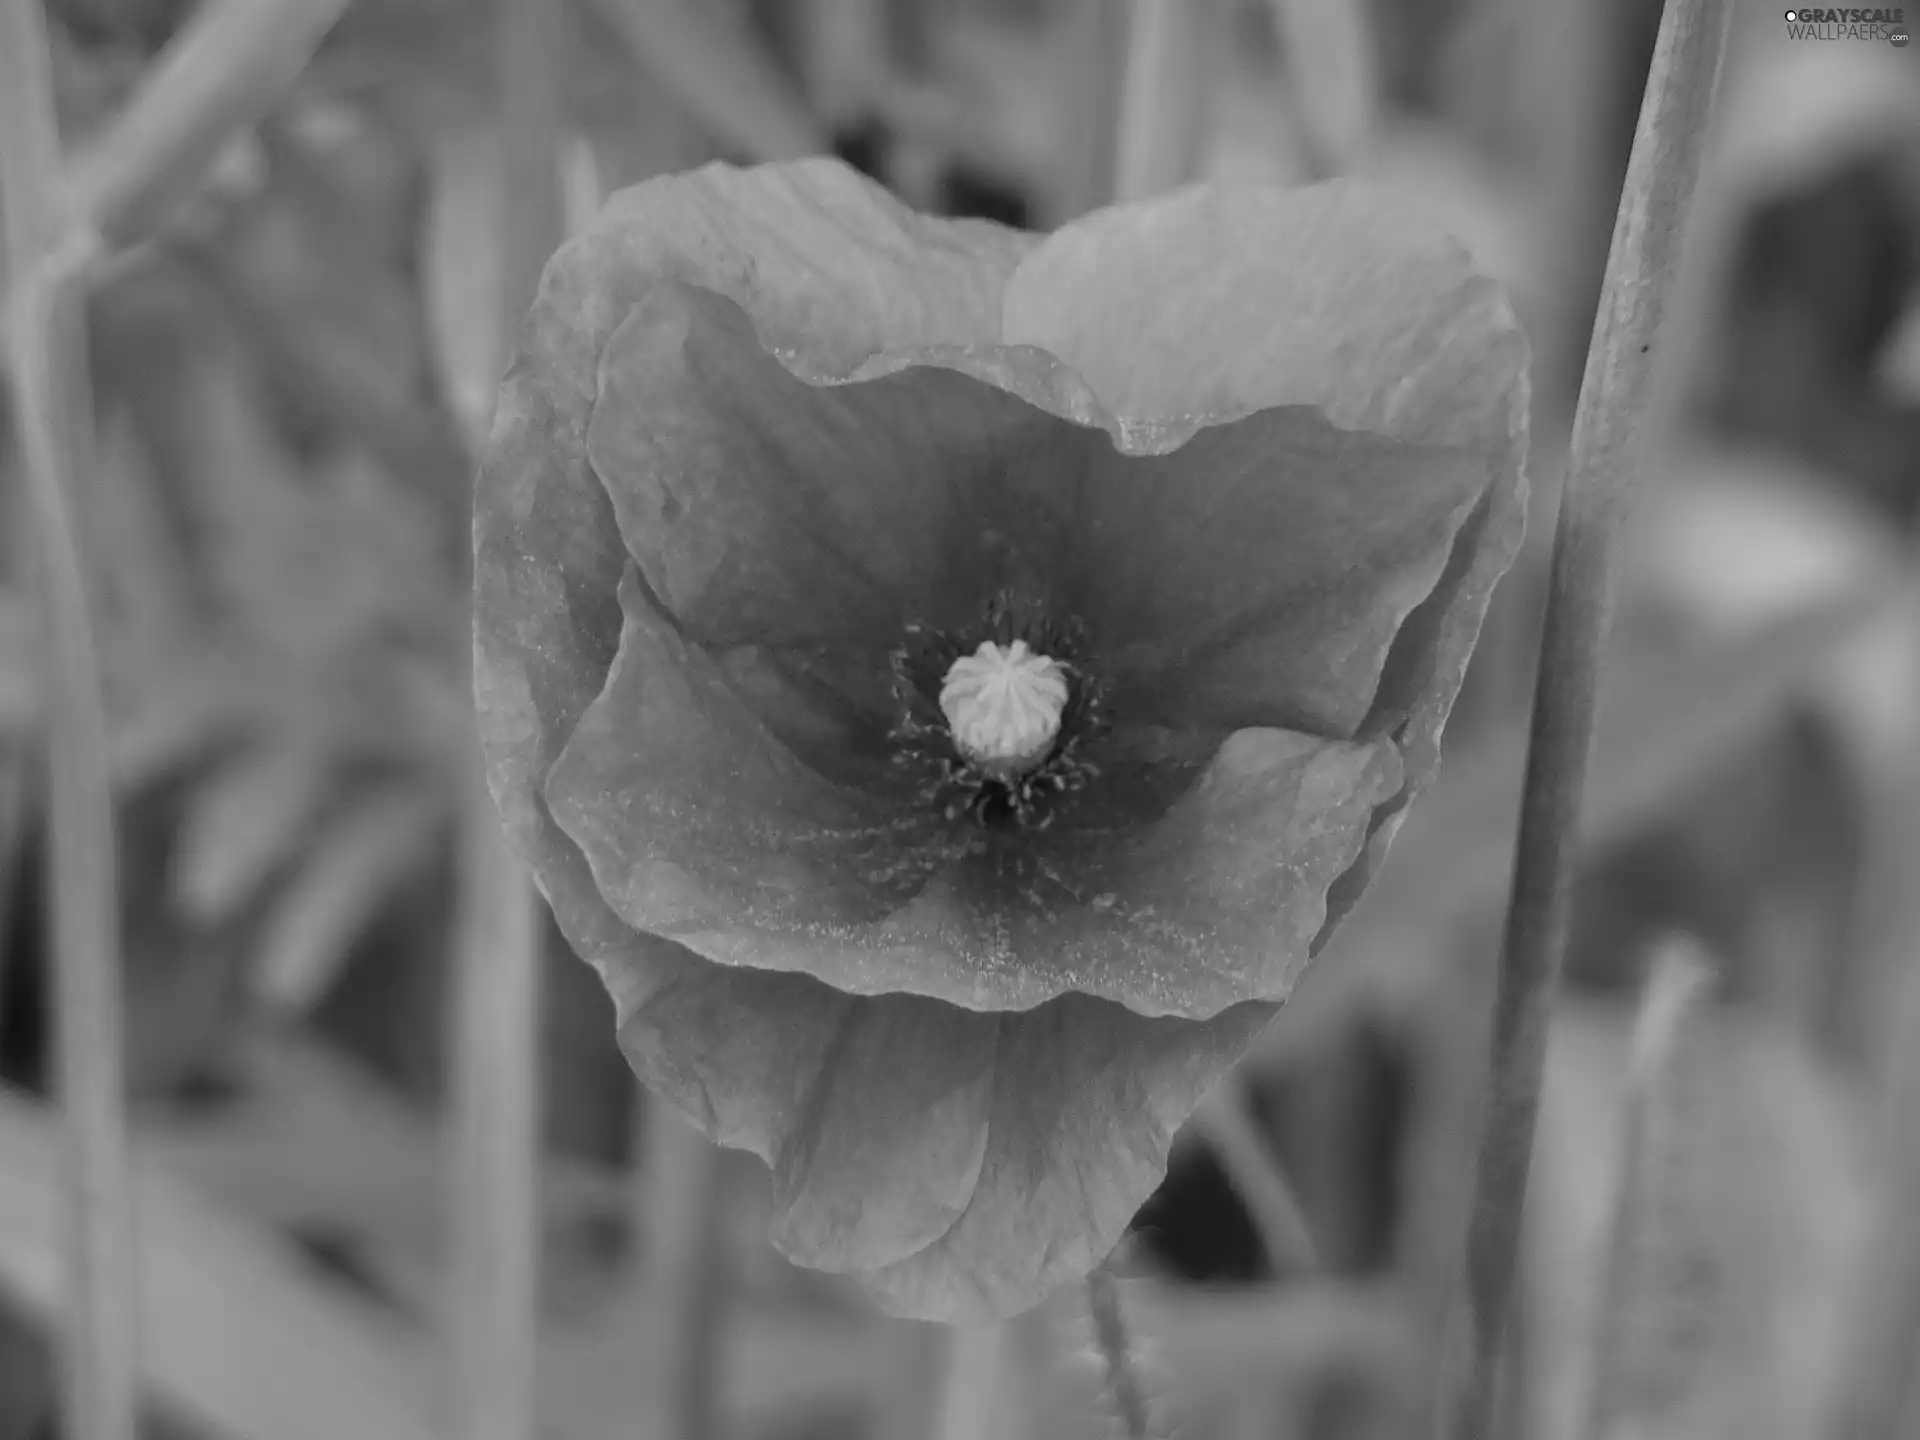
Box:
xmin=474 ymin=155 xmax=1031 ymax=1059
xmin=1068 ymin=405 xmax=1496 ymax=737
xmin=1003 ymin=177 xmax=1530 ymax=938
xmin=546 ymin=566 xmax=958 ymax=933
xmin=1002 ymin=179 xmax=1526 ymax=445
xmin=615 ymin=954 xmax=1275 ymax=1321
xmin=585 ymin=280 xmax=1090 ymax=651
xmin=550 ymin=570 xmax=1403 ymax=1016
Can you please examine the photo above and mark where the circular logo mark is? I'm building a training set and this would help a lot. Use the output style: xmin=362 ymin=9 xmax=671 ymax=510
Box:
xmin=1893 ymin=27 xmax=1911 ymax=43
xmin=1784 ymin=8 xmax=1796 ymax=18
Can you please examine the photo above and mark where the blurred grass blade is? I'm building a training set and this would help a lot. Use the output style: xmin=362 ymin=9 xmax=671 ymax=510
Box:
xmin=1051 ymin=0 xmax=1129 ymax=223
xmin=557 ymin=132 xmax=606 ymax=239
xmin=149 ymin=1033 xmax=629 ymax=1250
xmin=1101 ymin=1278 xmax=1421 ymax=1412
xmin=0 ymin=750 xmax=28 ymax=1059
xmin=249 ymin=788 xmax=440 ymax=1019
xmin=1265 ymin=0 xmax=1378 ymax=178
xmin=1580 ymin=937 xmax=1715 ymax=1439
xmin=423 ymin=126 xmax=510 ymax=453
xmin=425 ymin=120 xmax=598 ymax=456
xmin=1366 ymin=583 xmax=1891 ymax=935
xmin=1087 ymin=1266 xmax=1155 ymax=1439
xmin=586 ymin=0 xmax=824 ymax=163
xmin=498 ymin=0 xmax=566 ymax=336
xmin=1190 ymin=1087 xmax=1320 ymax=1274
xmin=1824 ymin=637 xmax=1920 ymax=1440
xmin=1 ymin=2 xmax=138 ymax=1436
xmin=1111 ymin=0 xmax=1212 ymax=203
xmin=1441 ymin=0 xmax=1734 ymax=1432
xmin=931 ymin=1320 xmax=1011 ymax=1440
xmin=638 ymin=1106 xmax=727 ymax=1440
xmin=1824 ymin=1043 xmax=1920 ymax=1438
xmin=449 ymin=765 xmax=543 ymax=1440
xmin=0 ymin=590 xmax=34 ymax=735
xmin=0 ymin=1085 xmax=440 ymax=1440
xmin=170 ymin=741 xmax=329 ymax=923
xmin=443 ymin=0 xmax=565 ymax=1431
xmin=24 ymin=332 xmax=148 ymax=1431
xmin=109 ymin=647 xmax=257 ymax=790
xmin=68 ymin=0 xmax=352 ymax=250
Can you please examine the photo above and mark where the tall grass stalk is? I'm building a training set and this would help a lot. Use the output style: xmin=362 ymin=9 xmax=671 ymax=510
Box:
xmin=931 ymin=1320 xmax=1012 ymax=1440
xmin=1191 ymin=1086 xmax=1320 ymax=1273
xmin=1265 ymin=0 xmax=1377 ymax=180
xmin=68 ymin=0 xmax=352 ymax=250
xmin=1111 ymin=0 xmax=1210 ymax=204
xmin=448 ymin=762 xmax=543 ymax=1440
xmin=1824 ymin=972 xmax=1920 ymax=1438
xmin=1439 ymin=0 xmax=1733 ymax=1433
xmin=1579 ymin=939 xmax=1714 ymax=1439
xmin=638 ymin=1106 xmax=727 ymax=1440
xmin=1821 ymin=578 xmax=1920 ymax=1438
xmin=445 ymin=0 xmax=563 ymax=1433
xmin=0 ymin=3 xmax=138 ymax=1437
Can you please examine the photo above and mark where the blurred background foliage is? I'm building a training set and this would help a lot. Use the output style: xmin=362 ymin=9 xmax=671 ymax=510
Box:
xmin=2 ymin=0 xmax=1920 ymax=1437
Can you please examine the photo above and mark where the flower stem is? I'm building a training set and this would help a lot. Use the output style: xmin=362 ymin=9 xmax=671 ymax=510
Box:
xmin=0 ymin=5 xmax=137 ymax=1439
xmin=1087 ymin=1265 xmax=1153 ymax=1439
xmin=930 ymin=1320 xmax=1010 ymax=1440
xmin=1438 ymin=0 xmax=1733 ymax=1433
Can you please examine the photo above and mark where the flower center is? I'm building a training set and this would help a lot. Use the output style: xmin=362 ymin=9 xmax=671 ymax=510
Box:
xmin=939 ymin=639 xmax=1068 ymax=778
xmin=888 ymin=593 xmax=1106 ymax=829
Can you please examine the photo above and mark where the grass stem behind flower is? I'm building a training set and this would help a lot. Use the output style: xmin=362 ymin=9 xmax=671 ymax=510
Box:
xmin=67 ymin=0 xmax=352 ymax=252
xmin=637 ymin=1104 xmax=728 ymax=1440
xmin=1111 ymin=0 xmax=1211 ymax=205
xmin=1191 ymin=1086 xmax=1321 ymax=1274
xmin=1821 ymin=580 xmax=1920 ymax=1440
xmin=1439 ymin=0 xmax=1734 ymax=1434
xmin=0 ymin=4 xmax=137 ymax=1439
xmin=1578 ymin=937 xmax=1715 ymax=1439
xmin=1265 ymin=0 xmax=1378 ymax=180
xmin=448 ymin=757 xmax=543 ymax=1440
xmin=929 ymin=1314 xmax=1010 ymax=1440
xmin=1823 ymin=973 xmax=1920 ymax=1439
xmin=444 ymin=0 xmax=564 ymax=1434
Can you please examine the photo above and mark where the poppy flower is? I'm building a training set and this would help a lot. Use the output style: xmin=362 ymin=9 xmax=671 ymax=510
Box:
xmin=473 ymin=158 xmax=1527 ymax=1323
